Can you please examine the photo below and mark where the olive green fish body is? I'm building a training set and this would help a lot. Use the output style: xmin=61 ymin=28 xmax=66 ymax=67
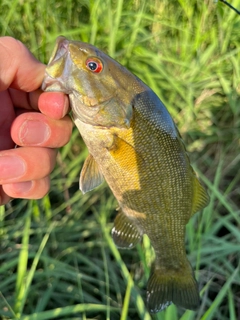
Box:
xmin=75 ymin=90 xmax=202 ymax=312
xmin=42 ymin=37 xmax=209 ymax=313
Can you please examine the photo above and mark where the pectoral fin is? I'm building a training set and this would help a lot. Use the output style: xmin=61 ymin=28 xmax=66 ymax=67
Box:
xmin=80 ymin=154 xmax=104 ymax=194
xmin=191 ymin=174 xmax=210 ymax=215
xmin=111 ymin=210 xmax=142 ymax=249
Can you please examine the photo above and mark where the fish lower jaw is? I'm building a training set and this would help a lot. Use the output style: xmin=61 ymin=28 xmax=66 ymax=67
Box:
xmin=42 ymin=75 xmax=71 ymax=94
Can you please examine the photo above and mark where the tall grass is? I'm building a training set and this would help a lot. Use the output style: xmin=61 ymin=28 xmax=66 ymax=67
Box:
xmin=1 ymin=0 xmax=240 ymax=319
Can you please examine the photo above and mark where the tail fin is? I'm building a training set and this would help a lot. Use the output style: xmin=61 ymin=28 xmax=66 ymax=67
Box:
xmin=146 ymin=263 xmax=199 ymax=313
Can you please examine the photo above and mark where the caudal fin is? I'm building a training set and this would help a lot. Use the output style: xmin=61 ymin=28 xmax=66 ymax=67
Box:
xmin=146 ymin=264 xmax=200 ymax=313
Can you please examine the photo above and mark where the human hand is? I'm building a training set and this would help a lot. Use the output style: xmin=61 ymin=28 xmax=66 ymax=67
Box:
xmin=0 ymin=37 xmax=72 ymax=205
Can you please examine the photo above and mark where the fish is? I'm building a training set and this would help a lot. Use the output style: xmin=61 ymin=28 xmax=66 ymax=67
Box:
xmin=42 ymin=36 xmax=209 ymax=313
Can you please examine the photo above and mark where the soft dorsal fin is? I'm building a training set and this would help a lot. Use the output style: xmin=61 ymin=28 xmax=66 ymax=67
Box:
xmin=79 ymin=154 xmax=104 ymax=194
xmin=191 ymin=174 xmax=210 ymax=215
xmin=111 ymin=210 xmax=142 ymax=249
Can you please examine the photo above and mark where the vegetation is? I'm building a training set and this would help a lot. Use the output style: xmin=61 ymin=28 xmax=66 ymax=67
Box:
xmin=0 ymin=0 xmax=240 ymax=319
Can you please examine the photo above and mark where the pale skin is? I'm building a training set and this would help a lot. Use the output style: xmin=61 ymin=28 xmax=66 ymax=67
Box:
xmin=0 ymin=37 xmax=73 ymax=205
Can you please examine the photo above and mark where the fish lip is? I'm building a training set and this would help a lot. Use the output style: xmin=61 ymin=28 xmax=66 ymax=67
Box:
xmin=41 ymin=74 xmax=53 ymax=91
xmin=47 ymin=36 xmax=69 ymax=65
xmin=41 ymin=73 xmax=71 ymax=94
xmin=56 ymin=36 xmax=69 ymax=49
xmin=42 ymin=37 xmax=72 ymax=93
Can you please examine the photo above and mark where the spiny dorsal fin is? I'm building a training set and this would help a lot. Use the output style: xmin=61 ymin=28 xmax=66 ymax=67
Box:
xmin=191 ymin=174 xmax=210 ymax=215
xmin=111 ymin=210 xmax=142 ymax=249
xmin=79 ymin=154 xmax=104 ymax=194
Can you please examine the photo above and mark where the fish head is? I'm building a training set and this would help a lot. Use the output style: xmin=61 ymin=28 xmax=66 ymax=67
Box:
xmin=42 ymin=36 xmax=143 ymax=128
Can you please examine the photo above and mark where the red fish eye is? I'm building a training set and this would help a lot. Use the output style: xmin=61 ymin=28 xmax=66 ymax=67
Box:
xmin=86 ymin=58 xmax=103 ymax=73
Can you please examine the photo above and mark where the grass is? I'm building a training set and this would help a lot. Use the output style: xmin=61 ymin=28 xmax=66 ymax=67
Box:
xmin=0 ymin=0 xmax=240 ymax=319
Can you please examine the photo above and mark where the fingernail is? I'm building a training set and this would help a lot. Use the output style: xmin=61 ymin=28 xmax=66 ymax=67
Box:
xmin=62 ymin=95 xmax=69 ymax=117
xmin=0 ymin=156 xmax=26 ymax=180
xmin=11 ymin=181 xmax=33 ymax=194
xmin=20 ymin=120 xmax=50 ymax=145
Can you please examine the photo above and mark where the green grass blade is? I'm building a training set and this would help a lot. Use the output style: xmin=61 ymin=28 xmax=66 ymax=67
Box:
xmin=103 ymin=228 xmax=151 ymax=320
xmin=19 ymin=304 xmax=121 ymax=320
xmin=14 ymin=203 xmax=32 ymax=317
xmin=201 ymin=266 xmax=239 ymax=320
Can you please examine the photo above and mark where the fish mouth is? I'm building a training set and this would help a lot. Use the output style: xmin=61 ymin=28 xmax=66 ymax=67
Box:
xmin=48 ymin=36 xmax=70 ymax=65
xmin=42 ymin=36 xmax=72 ymax=93
xmin=41 ymin=73 xmax=71 ymax=94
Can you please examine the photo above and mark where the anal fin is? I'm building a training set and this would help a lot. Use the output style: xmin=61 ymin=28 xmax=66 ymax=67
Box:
xmin=80 ymin=154 xmax=104 ymax=194
xmin=111 ymin=210 xmax=142 ymax=249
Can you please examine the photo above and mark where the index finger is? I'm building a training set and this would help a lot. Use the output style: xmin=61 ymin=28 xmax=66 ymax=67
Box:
xmin=0 ymin=37 xmax=70 ymax=118
xmin=0 ymin=36 xmax=45 ymax=92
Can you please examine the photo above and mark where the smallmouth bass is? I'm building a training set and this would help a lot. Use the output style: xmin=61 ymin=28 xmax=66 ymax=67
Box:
xmin=42 ymin=36 xmax=209 ymax=313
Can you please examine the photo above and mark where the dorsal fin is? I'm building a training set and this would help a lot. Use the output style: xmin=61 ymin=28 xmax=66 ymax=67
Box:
xmin=191 ymin=173 xmax=209 ymax=215
xmin=111 ymin=210 xmax=142 ymax=249
xmin=79 ymin=154 xmax=104 ymax=194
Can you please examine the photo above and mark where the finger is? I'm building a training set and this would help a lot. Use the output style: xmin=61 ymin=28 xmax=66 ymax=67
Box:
xmin=2 ymin=176 xmax=51 ymax=200
xmin=38 ymin=92 xmax=70 ymax=119
xmin=0 ymin=147 xmax=57 ymax=184
xmin=9 ymin=89 xmax=70 ymax=117
xmin=9 ymin=88 xmax=42 ymax=111
xmin=0 ymin=91 xmax=15 ymax=151
xmin=0 ymin=37 xmax=45 ymax=92
xmin=0 ymin=186 xmax=11 ymax=205
xmin=11 ymin=112 xmax=72 ymax=147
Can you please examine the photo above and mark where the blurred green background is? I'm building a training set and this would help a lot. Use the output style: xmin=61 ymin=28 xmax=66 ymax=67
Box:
xmin=0 ymin=0 xmax=240 ymax=319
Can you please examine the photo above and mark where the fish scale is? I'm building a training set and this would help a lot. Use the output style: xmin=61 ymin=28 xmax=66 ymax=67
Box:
xmin=42 ymin=36 xmax=209 ymax=313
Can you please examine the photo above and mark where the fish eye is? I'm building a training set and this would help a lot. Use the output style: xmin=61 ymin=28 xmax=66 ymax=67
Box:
xmin=86 ymin=58 xmax=103 ymax=73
